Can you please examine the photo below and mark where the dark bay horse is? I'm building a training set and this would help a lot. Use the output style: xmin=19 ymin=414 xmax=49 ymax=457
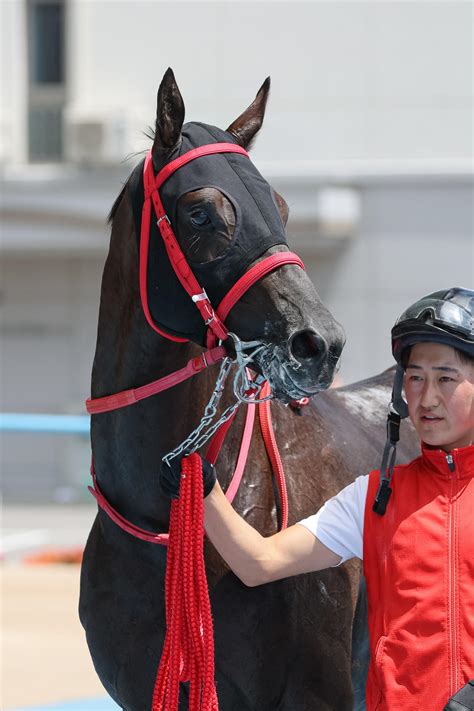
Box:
xmin=80 ymin=69 xmax=418 ymax=710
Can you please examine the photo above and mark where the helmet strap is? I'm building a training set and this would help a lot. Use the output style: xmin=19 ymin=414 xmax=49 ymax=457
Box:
xmin=373 ymin=365 xmax=409 ymax=516
xmin=391 ymin=364 xmax=409 ymax=419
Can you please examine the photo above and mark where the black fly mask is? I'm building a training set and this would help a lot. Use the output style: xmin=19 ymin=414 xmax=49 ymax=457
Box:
xmin=129 ymin=122 xmax=289 ymax=345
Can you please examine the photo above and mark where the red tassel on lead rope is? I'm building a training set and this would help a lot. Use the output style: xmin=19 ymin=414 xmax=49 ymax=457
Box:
xmin=152 ymin=454 xmax=218 ymax=711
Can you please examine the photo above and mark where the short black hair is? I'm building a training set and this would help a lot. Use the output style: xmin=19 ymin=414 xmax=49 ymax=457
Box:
xmin=401 ymin=344 xmax=474 ymax=369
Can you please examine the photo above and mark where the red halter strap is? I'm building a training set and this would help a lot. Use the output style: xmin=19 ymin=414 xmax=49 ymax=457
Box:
xmin=139 ymin=143 xmax=305 ymax=346
xmin=207 ymin=251 xmax=305 ymax=349
xmin=85 ymin=345 xmax=226 ymax=415
xmin=140 ymin=144 xmax=248 ymax=343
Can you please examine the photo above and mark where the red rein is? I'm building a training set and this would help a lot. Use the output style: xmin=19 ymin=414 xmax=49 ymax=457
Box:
xmin=152 ymin=454 xmax=218 ymax=711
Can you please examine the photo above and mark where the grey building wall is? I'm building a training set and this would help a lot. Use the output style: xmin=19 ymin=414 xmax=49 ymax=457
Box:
xmin=2 ymin=175 xmax=472 ymax=502
xmin=1 ymin=255 xmax=103 ymax=502
xmin=308 ymin=179 xmax=474 ymax=379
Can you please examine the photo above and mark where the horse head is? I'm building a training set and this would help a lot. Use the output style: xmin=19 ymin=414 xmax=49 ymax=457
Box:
xmin=130 ymin=68 xmax=345 ymax=402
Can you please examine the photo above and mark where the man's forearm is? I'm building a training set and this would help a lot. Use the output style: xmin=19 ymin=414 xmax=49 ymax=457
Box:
xmin=204 ymin=483 xmax=271 ymax=587
xmin=204 ymin=482 xmax=341 ymax=585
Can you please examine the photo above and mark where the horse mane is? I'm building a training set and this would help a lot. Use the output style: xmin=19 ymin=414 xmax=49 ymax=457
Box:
xmin=107 ymin=180 xmax=130 ymax=224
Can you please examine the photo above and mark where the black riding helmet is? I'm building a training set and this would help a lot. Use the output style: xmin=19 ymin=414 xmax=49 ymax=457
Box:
xmin=373 ymin=287 xmax=474 ymax=515
xmin=392 ymin=287 xmax=474 ymax=365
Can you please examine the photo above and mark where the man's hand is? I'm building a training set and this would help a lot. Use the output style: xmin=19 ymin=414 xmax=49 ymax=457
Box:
xmin=159 ymin=453 xmax=217 ymax=499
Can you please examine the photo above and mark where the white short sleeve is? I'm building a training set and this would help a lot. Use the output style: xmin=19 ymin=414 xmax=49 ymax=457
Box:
xmin=297 ymin=475 xmax=369 ymax=564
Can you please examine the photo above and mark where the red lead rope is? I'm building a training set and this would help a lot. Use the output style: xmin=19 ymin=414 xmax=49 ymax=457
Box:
xmin=152 ymin=454 xmax=218 ymax=711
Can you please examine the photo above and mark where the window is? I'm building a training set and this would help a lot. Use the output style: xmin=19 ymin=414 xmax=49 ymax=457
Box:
xmin=30 ymin=2 xmax=64 ymax=84
xmin=27 ymin=0 xmax=66 ymax=161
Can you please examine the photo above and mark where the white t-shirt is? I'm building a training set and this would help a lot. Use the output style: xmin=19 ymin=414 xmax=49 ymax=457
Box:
xmin=297 ymin=475 xmax=369 ymax=564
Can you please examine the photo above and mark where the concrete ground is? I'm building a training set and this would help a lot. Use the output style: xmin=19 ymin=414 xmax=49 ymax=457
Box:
xmin=2 ymin=505 xmax=114 ymax=710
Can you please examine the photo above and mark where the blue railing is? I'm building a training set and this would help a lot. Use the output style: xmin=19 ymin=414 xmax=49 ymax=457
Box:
xmin=0 ymin=413 xmax=90 ymax=435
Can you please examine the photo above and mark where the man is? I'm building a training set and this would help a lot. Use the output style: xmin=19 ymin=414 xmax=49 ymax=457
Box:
xmin=161 ymin=287 xmax=474 ymax=710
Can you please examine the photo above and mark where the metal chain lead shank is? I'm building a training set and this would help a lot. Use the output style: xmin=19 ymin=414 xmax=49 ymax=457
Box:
xmin=162 ymin=334 xmax=273 ymax=465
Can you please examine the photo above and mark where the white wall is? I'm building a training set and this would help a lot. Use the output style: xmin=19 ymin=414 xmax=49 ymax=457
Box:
xmin=3 ymin=1 xmax=471 ymax=168
xmin=0 ymin=0 xmax=28 ymax=163
xmin=63 ymin=0 xmax=472 ymax=166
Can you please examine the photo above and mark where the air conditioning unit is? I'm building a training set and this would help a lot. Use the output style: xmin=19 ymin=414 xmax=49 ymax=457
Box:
xmin=65 ymin=114 xmax=125 ymax=164
xmin=64 ymin=109 xmax=143 ymax=165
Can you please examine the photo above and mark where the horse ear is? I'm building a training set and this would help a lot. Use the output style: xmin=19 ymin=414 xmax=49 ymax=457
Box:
xmin=226 ymin=77 xmax=270 ymax=150
xmin=153 ymin=68 xmax=185 ymax=153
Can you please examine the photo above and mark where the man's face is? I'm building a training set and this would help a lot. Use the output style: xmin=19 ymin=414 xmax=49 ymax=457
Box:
xmin=404 ymin=342 xmax=474 ymax=451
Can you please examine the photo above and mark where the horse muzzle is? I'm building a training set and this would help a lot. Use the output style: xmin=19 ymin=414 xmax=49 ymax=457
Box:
xmin=251 ymin=329 xmax=343 ymax=403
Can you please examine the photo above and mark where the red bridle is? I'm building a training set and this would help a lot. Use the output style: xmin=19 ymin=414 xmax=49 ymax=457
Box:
xmin=87 ymin=144 xmax=306 ymax=704
xmin=86 ymin=142 xmax=306 ymax=543
xmin=139 ymin=142 xmax=305 ymax=349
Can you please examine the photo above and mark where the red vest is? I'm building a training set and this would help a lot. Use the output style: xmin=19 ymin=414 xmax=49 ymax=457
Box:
xmin=363 ymin=444 xmax=474 ymax=710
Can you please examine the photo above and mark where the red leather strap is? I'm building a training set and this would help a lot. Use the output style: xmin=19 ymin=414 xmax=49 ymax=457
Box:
xmin=89 ymin=463 xmax=169 ymax=545
xmin=89 ymin=383 xmax=288 ymax=544
xmin=225 ymin=402 xmax=256 ymax=504
xmin=205 ymin=412 xmax=237 ymax=465
xmin=150 ymin=187 xmax=228 ymax=342
xmin=205 ymin=252 xmax=305 ymax=349
xmin=205 ymin=370 xmax=259 ymax=504
xmin=216 ymin=252 xmax=305 ymax=322
xmin=142 ymin=147 xmax=247 ymax=344
xmin=86 ymin=346 xmax=226 ymax=415
xmin=205 ymin=401 xmax=256 ymax=505
xmin=153 ymin=143 xmax=249 ymax=192
xmin=259 ymin=381 xmax=288 ymax=530
xmin=139 ymin=188 xmax=187 ymax=342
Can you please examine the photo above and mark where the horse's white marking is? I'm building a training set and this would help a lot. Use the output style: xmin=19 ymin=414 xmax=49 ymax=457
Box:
xmin=337 ymin=385 xmax=391 ymax=424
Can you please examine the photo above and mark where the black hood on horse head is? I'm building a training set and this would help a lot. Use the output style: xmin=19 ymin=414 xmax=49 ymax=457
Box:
xmin=129 ymin=121 xmax=288 ymax=345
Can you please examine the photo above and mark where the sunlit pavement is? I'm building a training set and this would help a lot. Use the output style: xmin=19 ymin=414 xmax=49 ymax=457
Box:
xmin=1 ymin=506 xmax=112 ymax=710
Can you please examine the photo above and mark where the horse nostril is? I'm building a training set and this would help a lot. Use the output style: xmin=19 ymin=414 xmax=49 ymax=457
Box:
xmin=289 ymin=330 xmax=328 ymax=365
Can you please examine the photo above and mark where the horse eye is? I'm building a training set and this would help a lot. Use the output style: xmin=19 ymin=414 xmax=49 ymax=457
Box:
xmin=190 ymin=210 xmax=211 ymax=228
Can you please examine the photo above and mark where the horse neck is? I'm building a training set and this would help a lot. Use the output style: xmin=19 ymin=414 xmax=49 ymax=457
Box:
xmin=90 ymin=191 xmax=215 ymax=529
